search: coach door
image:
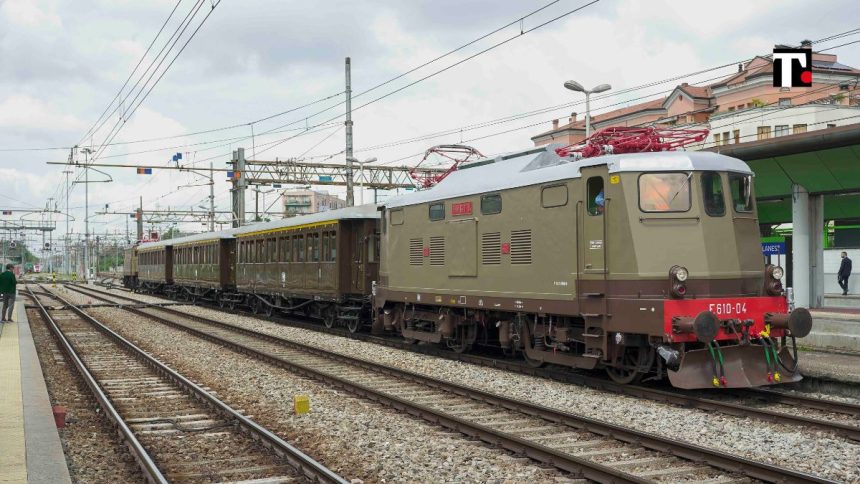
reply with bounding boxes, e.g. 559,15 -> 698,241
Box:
582,174 -> 606,275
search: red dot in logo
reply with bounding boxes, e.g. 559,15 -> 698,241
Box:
800,70 -> 812,84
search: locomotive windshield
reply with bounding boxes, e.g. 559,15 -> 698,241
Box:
638,173 -> 691,212
729,173 -> 754,213
702,171 -> 726,216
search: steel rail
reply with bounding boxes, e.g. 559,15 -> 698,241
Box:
70,283 -> 860,439
68,284 -> 836,484
34,285 -> 348,484
26,286 -> 168,484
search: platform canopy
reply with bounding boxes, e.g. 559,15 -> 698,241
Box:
705,124 -> 860,224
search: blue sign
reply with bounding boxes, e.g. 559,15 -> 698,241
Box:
319,175 -> 333,182
761,242 -> 786,255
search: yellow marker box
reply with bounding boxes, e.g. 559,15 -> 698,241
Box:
293,395 -> 310,415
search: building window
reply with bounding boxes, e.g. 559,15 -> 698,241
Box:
793,124 -> 807,134
828,123 -> 837,128
779,97 -> 791,106
722,132 -> 729,145
587,177 -> 604,216
713,133 -> 721,145
775,125 -> 789,137
728,106 -> 735,112
701,172 -> 725,217
638,173 -> 691,213
736,105 -> 744,110
733,130 -> 740,144
756,126 -> 772,140
729,174 -> 754,213
429,202 -> 445,221
480,194 -> 502,215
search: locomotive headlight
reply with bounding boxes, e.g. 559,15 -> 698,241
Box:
772,266 -> 784,280
674,266 -> 689,282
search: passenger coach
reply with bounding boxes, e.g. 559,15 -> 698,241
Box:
228,205 -> 380,330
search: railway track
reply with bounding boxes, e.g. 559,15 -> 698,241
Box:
68,283 -> 860,442
27,285 -> 346,484
62,283 -> 837,483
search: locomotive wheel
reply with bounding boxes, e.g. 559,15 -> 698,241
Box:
347,318 -> 361,334
251,298 -> 262,314
323,308 -> 336,329
265,304 -> 274,317
523,351 -> 545,368
446,321 -> 477,354
606,346 -> 648,385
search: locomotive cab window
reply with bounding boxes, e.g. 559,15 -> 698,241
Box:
390,208 -> 404,226
429,203 -> 445,221
701,172 -> 726,216
480,194 -> 502,215
729,173 -> 754,213
587,177 -> 604,216
638,172 -> 692,212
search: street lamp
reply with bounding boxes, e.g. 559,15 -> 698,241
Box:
563,80 -> 612,139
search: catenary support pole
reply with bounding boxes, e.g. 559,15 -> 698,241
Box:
345,57 -> 354,207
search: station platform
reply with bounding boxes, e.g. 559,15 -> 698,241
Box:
0,295 -> 71,484
803,302 -> 860,354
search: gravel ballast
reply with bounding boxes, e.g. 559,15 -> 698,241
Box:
27,307 -> 143,483
55,288 -> 566,482
74,286 -> 860,482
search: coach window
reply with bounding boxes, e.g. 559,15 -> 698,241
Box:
729,173 -> 754,213
587,177 -> 604,216
330,231 -> 337,261
480,194 -> 502,215
310,233 -> 320,262
638,173 -> 691,212
702,172 -> 725,216
322,233 -> 330,262
256,239 -> 264,263
296,235 -> 305,262
429,202 -> 445,221
269,237 -> 277,262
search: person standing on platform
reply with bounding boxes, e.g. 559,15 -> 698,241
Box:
838,251 -> 852,296
0,264 -> 17,322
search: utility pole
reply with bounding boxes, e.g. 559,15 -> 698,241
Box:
137,196 -> 143,241
345,57 -> 354,207
230,148 -> 247,227
82,147 -> 92,281
209,162 -> 215,232
64,165 -> 71,275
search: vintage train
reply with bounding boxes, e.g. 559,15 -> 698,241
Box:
123,144 -> 813,389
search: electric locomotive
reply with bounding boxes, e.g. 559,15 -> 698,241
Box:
373,140 -> 812,389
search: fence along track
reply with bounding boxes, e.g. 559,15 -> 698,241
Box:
65,284 -> 836,484
30,285 -> 347,484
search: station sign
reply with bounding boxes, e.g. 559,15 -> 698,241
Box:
761,236 -> 786,255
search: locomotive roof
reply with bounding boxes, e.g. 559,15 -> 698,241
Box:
385,146 -> 753,209
229,203 -> 381,237
138,231 -> 234,251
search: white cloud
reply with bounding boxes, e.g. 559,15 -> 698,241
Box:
0,0 -> 61,28
0,95 -> 87,132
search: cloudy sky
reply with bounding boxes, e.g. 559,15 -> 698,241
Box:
1,0 -> 858,245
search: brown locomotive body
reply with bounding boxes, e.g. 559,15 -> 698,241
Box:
374,146 -> 812,388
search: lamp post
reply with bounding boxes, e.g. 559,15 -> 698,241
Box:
347,157 -> 377,205
563,80 -> 612,139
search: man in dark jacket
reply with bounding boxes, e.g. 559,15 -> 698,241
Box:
838,252 -> 852,296
0,264 -> 16,322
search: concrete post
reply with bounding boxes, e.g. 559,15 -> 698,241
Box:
810,194 -> 824,308
791,184 -> 810,308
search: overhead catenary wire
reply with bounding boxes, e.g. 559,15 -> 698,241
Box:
77,0 -> 185,146
90,0 -> 219,162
